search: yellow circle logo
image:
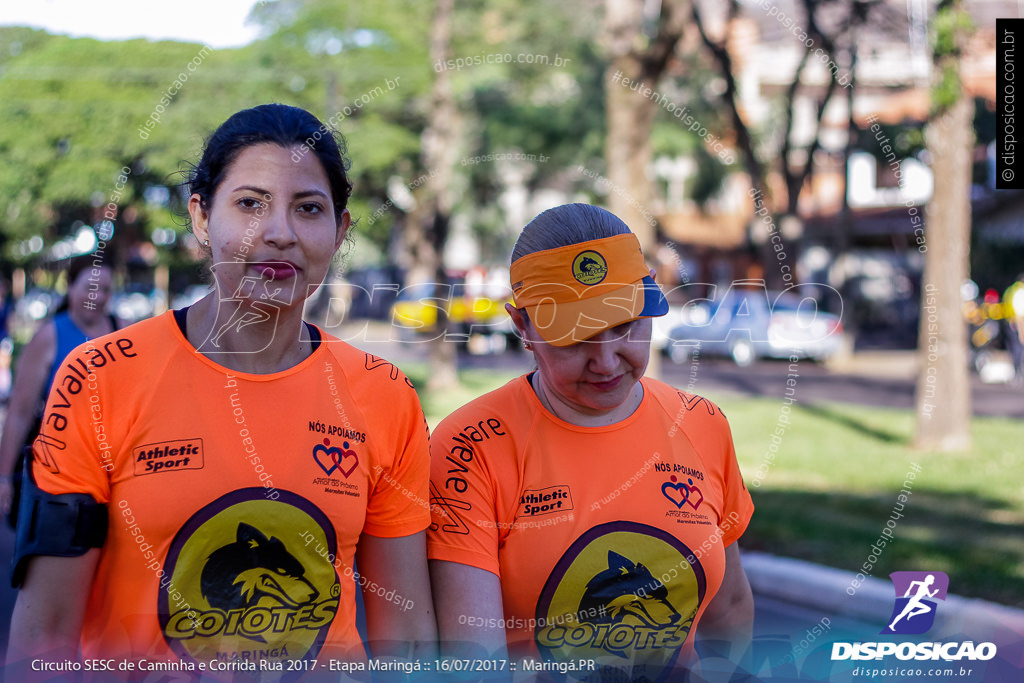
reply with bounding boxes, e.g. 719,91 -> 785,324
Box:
159,489 -> 340,668
572,250 -> 609,286
535,522 -> 705,682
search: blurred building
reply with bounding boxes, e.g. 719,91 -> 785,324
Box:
650,0 -> 1012,348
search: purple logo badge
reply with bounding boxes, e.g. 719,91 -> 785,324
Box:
882,571 -> 949,634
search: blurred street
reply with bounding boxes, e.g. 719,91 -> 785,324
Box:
346,324 -> 1024,419
654,351 -> 1024,419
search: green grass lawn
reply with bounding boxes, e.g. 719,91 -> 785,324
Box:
401,362 -> 522,430
403,362 -> 1024,608
716,395 -> 1024,609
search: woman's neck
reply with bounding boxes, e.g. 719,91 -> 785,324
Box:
185,294 -> 313,374
530,371 -> 643,428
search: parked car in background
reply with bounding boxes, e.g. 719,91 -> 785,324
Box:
651,303 -> 689,354
666,284 -> 845,366
390,282 -> 517,353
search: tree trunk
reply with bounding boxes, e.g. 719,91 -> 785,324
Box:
603,0 -> 687,247
603,0 -> 688,379
418,0 -> 459,392
913,1 -> 973,451
604,58 -> 657,249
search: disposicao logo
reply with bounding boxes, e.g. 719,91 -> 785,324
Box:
831,570 -> 997,663
882,571 -> 948,635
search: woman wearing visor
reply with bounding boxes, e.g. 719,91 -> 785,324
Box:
428,203 -> 753,681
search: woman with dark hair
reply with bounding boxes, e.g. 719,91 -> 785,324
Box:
0,253 -> 119,525
8,104 -> 436,671
428,204 -> 754,681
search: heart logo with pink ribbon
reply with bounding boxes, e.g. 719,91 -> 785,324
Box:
313,438 -> 359,478
661,477 -> 704,510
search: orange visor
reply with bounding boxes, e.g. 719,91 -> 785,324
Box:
510,233 -> 668,346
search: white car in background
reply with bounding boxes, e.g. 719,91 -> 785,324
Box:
665,287 -> 846,366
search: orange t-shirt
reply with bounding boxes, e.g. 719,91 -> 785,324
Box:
31,311 -> 429,667
427,374 -> 753,680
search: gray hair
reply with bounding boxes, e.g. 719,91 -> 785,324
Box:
511,203 -> 631,264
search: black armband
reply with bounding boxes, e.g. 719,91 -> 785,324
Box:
10,464 -> 107,587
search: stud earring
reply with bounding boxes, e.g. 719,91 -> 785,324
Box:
523,341 -> 533,350
203,239 -> 209,246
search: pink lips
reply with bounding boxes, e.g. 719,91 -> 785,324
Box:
251,261 -> 298,279
588,375 -> 624,392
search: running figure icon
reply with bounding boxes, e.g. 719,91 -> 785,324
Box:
888,574 -> 939,631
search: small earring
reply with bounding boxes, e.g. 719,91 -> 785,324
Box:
203,239 -> 209,246
523,341 -> 533,350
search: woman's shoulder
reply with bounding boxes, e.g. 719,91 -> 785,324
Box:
28,316 -> 58,347
643,377 -> 729,424
318,335 -> 420,394
61,312 -> 178,372
89,311 -> 174,346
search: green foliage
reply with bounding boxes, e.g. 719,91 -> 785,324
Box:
448,0 -> 607,256
0,0 -> 611,272
687,145 -> 730,206
929,4 -> 974,117
857,121 -> 926,161
651,123 -> 730,206
932,4 -> 974,57
932,64 -> 961,113
0,1 -> 434,267
0,29 -> 215,261
244,0 -> 435,253
0,0 -> 701,272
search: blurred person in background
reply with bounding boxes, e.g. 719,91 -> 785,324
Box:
428,203 -> 754,681
0,277 -> 14,401
0,254 -> 120,527
1005,274 -> 1024,383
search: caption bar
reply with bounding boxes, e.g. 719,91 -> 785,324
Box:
998,18 -> 1024,189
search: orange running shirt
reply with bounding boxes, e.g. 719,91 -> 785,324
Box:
31,311 -> 429,667
427,374 -> 753,680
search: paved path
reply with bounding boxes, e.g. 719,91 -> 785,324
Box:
385,329 -> 1024,419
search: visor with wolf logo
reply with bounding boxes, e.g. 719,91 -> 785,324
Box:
510,233 -> 668,346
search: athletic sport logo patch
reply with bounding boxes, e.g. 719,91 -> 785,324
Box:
519,485 -> 573,517
133,439 -> 204,476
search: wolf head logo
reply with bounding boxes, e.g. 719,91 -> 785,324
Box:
578,551 -> 681,630
201,523 -> 318,614
578,256 -> 602,273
